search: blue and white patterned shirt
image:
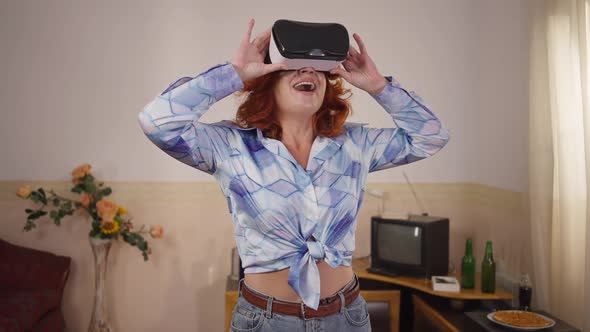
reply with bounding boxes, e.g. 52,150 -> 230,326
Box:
138,62 -> 449,309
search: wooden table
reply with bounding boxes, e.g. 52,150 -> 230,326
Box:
353,257 -> 513,331
353,257 -> 512,300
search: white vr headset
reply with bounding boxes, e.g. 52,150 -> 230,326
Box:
265,19 -> 350,72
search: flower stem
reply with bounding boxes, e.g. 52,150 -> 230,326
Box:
47,190 -> 77,203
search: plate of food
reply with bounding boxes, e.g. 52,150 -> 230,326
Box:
487,310 -> 556,330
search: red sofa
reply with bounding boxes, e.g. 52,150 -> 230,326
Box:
0,239 -> 71,332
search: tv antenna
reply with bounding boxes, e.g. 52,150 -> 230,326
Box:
402,170 -> 428,216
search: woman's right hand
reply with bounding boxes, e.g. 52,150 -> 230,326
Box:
231,19 -> 287,83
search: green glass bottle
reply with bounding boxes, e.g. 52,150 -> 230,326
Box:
461,239 -> 475,289
481,241 -> 496,293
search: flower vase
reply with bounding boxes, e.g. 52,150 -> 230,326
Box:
88,236 -> 113,332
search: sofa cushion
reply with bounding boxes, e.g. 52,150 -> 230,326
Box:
0,289 -> 61,331
0,317 -> 21,332
0,239 -> 70,291
31,309 -> 65,332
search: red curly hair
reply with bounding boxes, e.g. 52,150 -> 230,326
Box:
234,71 -> 352,140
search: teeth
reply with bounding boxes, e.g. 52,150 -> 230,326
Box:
293,81 -> 315,91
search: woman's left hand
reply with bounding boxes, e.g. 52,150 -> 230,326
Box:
330,33 -> 388,96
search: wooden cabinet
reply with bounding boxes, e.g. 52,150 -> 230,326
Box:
412,294 -> 460,332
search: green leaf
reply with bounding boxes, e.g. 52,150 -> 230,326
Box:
23,221 -> 36,231
71,186 -> 83,194
102,187 -> 112,196
25,209 -> 34,213
85,183 -> 96,193
138,241 -> 148,251
53,198 -> 60,207
82,176 -> 96,193
37,189 -> 47,205
54,218 -> 61,226
50,210 -> 58,218
30,192 -> 40,203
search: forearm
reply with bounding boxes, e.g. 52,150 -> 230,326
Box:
138,62 -> 243,136
372,76 -> 450,151
137,62 -> 244,174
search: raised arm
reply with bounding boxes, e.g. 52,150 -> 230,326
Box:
138,19 -> 286,175
356,78 -> 450,172
137,63 -> 243,174
331,33 -> 449,172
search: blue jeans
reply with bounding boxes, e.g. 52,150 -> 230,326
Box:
229,283 -> 372,332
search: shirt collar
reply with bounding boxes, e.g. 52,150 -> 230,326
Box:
212,120 -> 368,171
212,120 -> 368,145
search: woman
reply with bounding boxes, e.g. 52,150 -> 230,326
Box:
138,19 -> 449,331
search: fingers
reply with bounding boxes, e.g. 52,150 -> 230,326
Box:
353,33 -> 368,55
242,19 -> 255,45
329,67 -> 351,81
263,63 -> 288,75
253,28 -> 271,51
342,60 -> 356,73
348,46 -> 361,59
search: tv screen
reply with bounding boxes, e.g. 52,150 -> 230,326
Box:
377,223 -> 422,265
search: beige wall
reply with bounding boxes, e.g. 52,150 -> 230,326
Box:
0,181 -> 530,331
0,0 -> 530,191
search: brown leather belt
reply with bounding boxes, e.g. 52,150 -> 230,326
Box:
239,276 -> 360,319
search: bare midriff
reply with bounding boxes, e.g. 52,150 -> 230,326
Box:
244,261 -> 354,302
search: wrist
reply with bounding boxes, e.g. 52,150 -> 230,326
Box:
367,76 -> 388,96
231,63 -> 247,83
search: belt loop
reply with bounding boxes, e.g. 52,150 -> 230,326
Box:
338,290 -> 346,313
300,302 -> 307,320
237,278 -> 244,296
265,296 -> 274,319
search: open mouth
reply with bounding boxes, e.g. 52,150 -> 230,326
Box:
293,81 -> 316,92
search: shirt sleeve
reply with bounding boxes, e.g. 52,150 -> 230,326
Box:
137,62 -> 244,174
347,76 -> 450,173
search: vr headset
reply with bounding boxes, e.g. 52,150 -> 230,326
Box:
265,19 -> 349,72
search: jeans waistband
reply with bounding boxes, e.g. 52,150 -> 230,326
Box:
237,273 -> 360,319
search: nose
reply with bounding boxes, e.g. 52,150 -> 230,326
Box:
297,67 -> 316,74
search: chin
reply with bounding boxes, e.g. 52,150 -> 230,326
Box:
296,104 -> 322,115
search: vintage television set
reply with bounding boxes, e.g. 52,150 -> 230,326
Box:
368,215 -> 449,278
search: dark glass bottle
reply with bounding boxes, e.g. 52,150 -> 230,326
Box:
481,241 -> 496,293
461,238 -> 475,289
519,273 -> 533,311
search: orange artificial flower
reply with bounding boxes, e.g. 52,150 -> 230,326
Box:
149,225 -> 164,239
71,163 -> 92,184
16,185 -> 32,199
79,193 -> 92,208
96,198 -> 118,222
